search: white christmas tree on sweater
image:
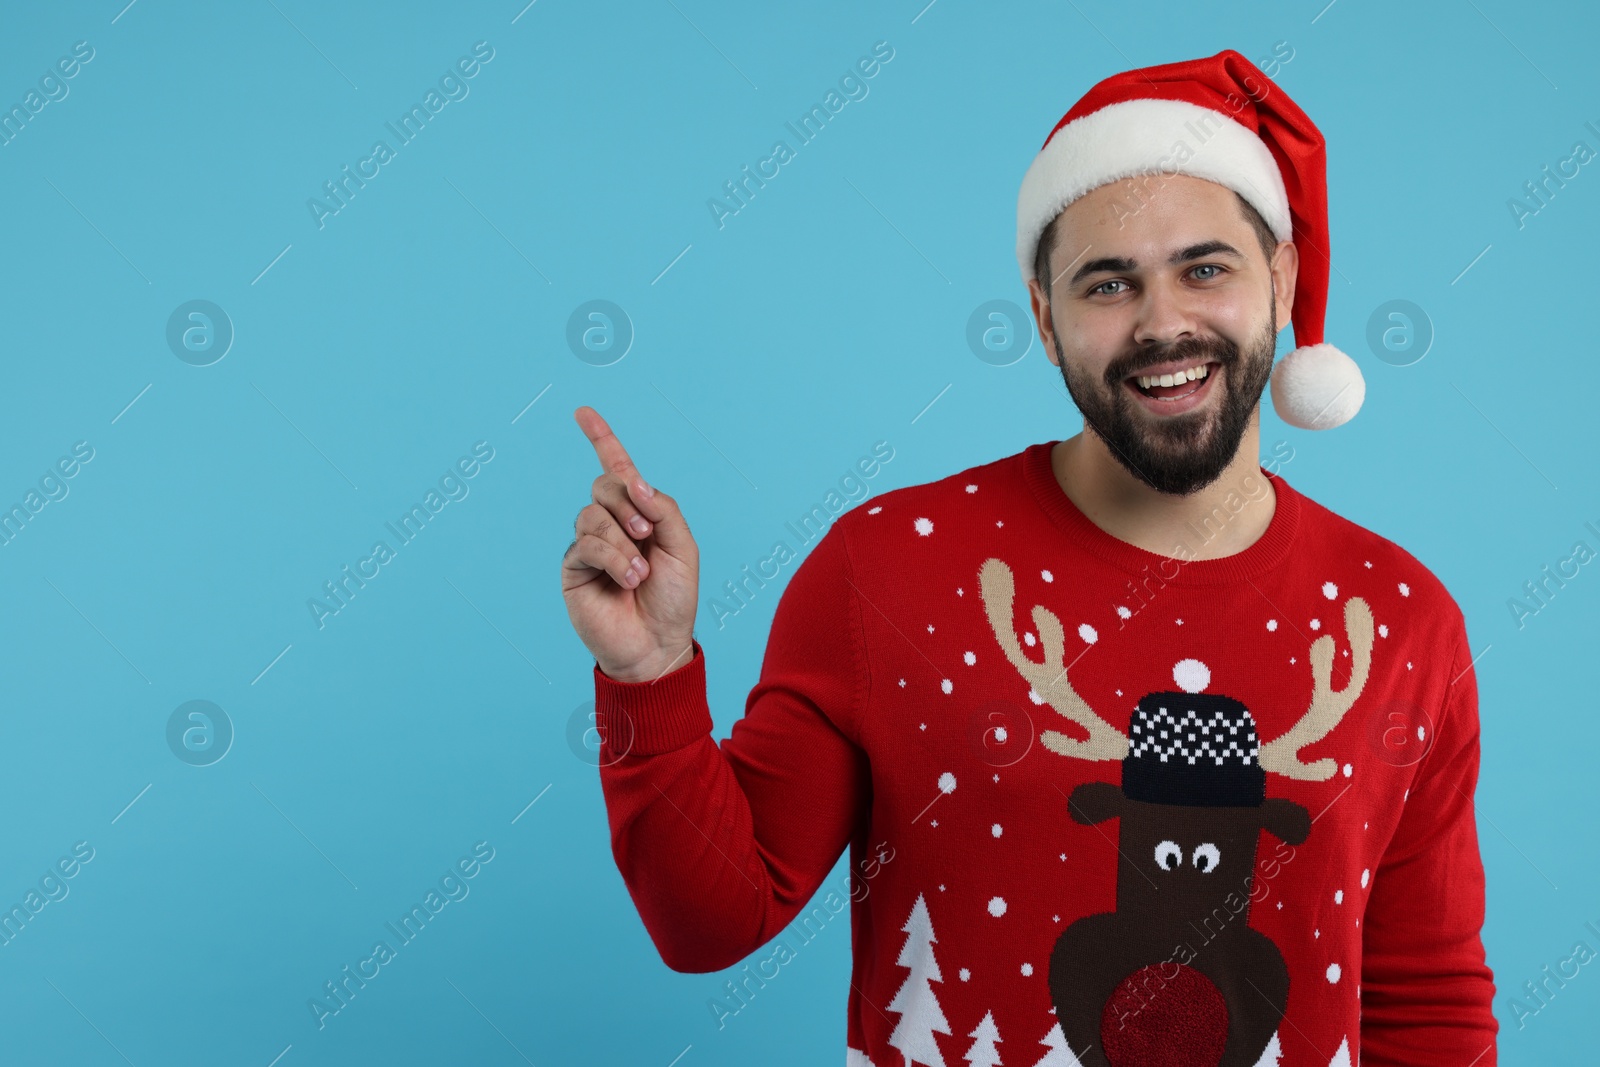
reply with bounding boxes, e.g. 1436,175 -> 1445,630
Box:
963,1010 -> 1003,1066
887,893 -> 951,1067
1029,1022 -> 1084,1066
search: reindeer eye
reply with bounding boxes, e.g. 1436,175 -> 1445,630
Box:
1192,843 -> 1221,873
1155,840 -> 1182,871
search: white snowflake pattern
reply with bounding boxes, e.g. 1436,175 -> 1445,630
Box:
1323,581 -> 1338,599
941,679 -> 953,694
1079,623 -> 1098,644
938,772 -> 957,793
1310,618 -> 1321,630
1327,963 -> 1342,984
1399,582 -> 1410,597
965,484 -> 978,494
1378,624 -> 1389,638
991,824 -> 1003,838
1116,605 -> 1132,619
963,651 -> 976,665
987,897 -> 1006,917
868,506 -> 882,514
913,516 -> 934,537
1267,619 -> 1278,631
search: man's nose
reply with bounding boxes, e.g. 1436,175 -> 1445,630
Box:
1131,279 -> 1201,349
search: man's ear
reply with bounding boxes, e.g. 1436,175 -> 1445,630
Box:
1027,276 -> 1058,367
1270,239 -> 1299,333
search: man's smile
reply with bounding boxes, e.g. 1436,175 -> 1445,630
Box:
1122,359 -> 1224,415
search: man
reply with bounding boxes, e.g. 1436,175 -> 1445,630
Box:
561,49 -> 1496,1067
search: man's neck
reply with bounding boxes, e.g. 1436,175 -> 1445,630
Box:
1050,422 -> 1276,562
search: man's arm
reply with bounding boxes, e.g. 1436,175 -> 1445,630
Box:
593,522 -> 870,973
1359,617 -> 1498,1064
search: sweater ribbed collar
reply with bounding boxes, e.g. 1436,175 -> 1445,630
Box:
1021,439 -> 1302,586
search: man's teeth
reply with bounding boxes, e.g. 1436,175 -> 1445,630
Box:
1137,363 -> 1210,389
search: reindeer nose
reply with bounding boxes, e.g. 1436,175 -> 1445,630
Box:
1173,657 -> 1210,693
1102,963 -> 1228,1067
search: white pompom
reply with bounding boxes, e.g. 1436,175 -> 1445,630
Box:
1269,343 -> 1365,430
1173,658 -> 1210,693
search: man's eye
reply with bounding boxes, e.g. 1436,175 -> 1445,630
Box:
1192,264 -> 1224,280
1091,280 -> 1127,296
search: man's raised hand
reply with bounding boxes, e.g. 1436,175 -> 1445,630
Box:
561,405 -> 699,684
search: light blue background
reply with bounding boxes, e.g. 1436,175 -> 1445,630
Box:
0,1 -> 1594,1063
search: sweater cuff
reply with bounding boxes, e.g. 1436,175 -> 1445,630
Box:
592,639 -> 711,757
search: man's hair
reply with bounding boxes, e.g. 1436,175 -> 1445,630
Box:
1033,188 -> 1279,298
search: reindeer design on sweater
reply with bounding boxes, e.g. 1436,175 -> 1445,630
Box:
978,558 -> 1374,1067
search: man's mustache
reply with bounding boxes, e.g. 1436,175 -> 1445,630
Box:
1108,336 -> 1239,383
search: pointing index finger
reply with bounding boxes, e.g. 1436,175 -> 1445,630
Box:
574,405 -> 648,494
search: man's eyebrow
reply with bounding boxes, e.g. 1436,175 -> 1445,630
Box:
1068,240 -> 1247,287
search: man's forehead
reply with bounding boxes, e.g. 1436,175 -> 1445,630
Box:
1051,179 -> 1249,267
1066,172 -> 1238,228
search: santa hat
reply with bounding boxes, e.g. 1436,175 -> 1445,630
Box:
1016,48 -> 1364,431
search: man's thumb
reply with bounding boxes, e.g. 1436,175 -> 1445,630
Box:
631,483 -> 694,555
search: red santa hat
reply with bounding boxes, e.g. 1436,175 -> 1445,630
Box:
1016,48 -> 1364,430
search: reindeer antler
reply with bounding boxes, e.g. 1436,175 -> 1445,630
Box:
1258,596 -> 1376,781
978,558 -> 1128,762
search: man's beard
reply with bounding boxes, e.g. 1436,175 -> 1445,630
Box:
1053,308 -> 1277,496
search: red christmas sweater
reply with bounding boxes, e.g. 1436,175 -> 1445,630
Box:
593,440 -> 1497,1067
